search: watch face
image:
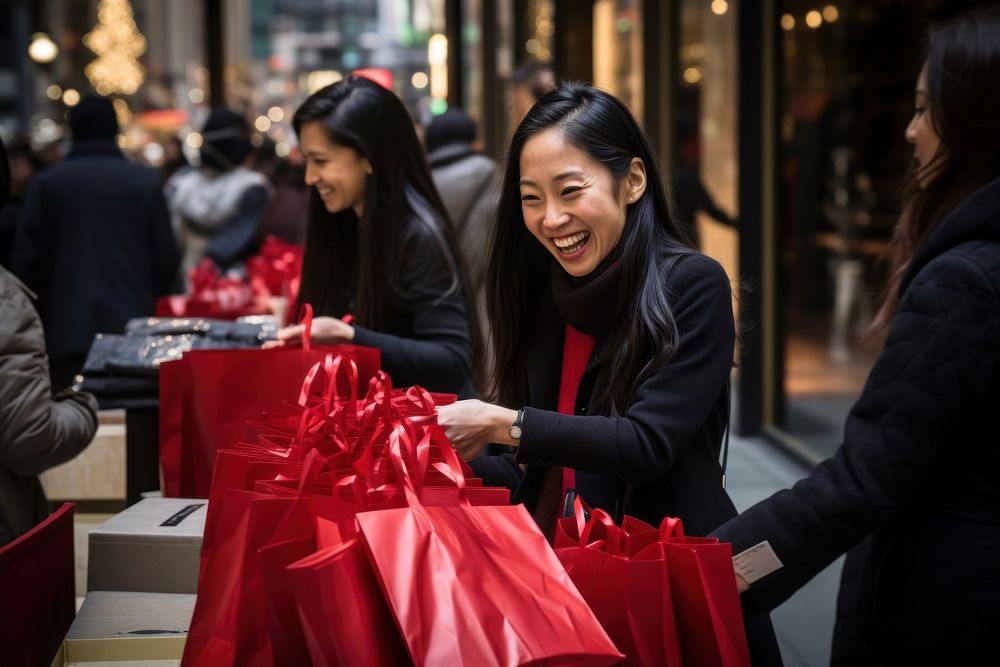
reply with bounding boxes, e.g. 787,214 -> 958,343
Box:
509,425 -> 522,440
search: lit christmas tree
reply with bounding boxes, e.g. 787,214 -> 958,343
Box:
83,0 -> 147,96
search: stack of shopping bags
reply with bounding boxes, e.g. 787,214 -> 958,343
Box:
158,305 -> 381,497
182,354 -> 624,666
157,236 -> 303,321
555,499 -> 752,666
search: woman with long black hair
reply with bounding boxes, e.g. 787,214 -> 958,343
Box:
272,76 -> 480,396
712,7 -> 1000,664
437,83 -> 782,664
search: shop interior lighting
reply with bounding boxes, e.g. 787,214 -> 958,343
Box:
805,10 -> 823,29
62,88 -> 81,107
428,33 -> 448,101
711,0 -> 729,16
683,67 -> 703,84
267,106 -> 284,122
411,72 -> 429,89
822,5 -> 839,23
46,84 -> 63,100
780,14 -> 796,31
28,32 -> 59,64
255,116 -> 272,132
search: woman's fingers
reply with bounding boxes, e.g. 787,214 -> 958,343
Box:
277,323 -> 304,342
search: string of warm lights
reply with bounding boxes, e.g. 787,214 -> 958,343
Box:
83,0 -> 147,96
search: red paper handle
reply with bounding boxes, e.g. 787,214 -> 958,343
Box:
658,516 -> 685,542
298,303 -> 313,351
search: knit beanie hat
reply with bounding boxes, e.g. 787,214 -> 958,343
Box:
68,95 -> 119,141
424,109 -> 477,153
200,109 -> 253,171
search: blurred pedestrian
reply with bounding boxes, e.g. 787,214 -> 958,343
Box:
270,76 -> 480,396
425,109 -> 498,310
159,135 -> 190,183
255,159 -> 309,246
671,111 -> 736,247
165,109 -> 271,282
0,136 -> 42,267
0,134 -> 98,547
714,7 -> 1000,664
11,95 -> 179,389
512,60 -> 557,122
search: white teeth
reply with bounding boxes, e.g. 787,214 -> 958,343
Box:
553,232 -> 589,249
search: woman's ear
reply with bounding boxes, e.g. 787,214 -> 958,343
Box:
624,157 -> 647,203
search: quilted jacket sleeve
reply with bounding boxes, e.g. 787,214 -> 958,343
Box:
712,245 -> 1000,610
0,269 -> 98,477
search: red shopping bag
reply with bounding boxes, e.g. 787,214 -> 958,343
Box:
185,483 -> 361,667
355,424 -> 624,666
183,491 -> 291,666
158,305 -> 381,497
286,534 -> 411,666
659,518 -> 751,667
554,501 -> 683,667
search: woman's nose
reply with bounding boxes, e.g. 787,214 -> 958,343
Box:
543,203 -> 569,229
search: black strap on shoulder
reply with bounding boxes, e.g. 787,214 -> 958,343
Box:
721,379 -> 731,488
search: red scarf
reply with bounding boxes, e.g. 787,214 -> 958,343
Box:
556,324 -> 596,505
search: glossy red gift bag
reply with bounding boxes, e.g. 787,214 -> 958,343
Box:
158,305 -> 381,497
554,500 -> 683,666
658,518 -> 751,667
355,425 -> 624,666
285,527 -> 411,667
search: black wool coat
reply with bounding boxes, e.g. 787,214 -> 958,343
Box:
713,175 -> 1000,666
350,214 -> 476,398
11,140 -> 179,364
471,250 -> 783,665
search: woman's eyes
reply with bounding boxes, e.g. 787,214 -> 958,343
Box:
520,187 -> 583,202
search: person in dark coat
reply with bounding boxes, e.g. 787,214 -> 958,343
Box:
0,135 -> 98,547
0,137 -> 42,267
712,8 -> 1000,665
270,76 -> 480,397
11,95 -> 179,389
436,84 -> 782,665
425,109 -> 499,307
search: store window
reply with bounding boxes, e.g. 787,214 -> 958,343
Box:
773,1 -> 985,459
675,0 -> 739,301
591,0 -> 642,123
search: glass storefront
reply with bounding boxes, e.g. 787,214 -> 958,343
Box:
773,0 -> 989,460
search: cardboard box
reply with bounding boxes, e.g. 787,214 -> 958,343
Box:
88,498 -> 207,594
59,591 -> 193,664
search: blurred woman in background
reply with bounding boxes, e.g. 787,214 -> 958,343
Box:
273,76 -> 480,396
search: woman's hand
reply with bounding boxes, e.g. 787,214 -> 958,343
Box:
263,316 -> 356,348
436,399 -> 519,461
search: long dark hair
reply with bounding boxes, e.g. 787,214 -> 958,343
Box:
872,6 -> 1000,331
292,76 -> 481,376
487,83 -> 695,414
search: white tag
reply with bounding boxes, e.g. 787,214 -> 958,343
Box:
732,540 -> 784,585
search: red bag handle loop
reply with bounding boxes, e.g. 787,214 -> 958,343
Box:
580,508 -> 619,547
658,516 -> 685,542
298,303 -> 313,351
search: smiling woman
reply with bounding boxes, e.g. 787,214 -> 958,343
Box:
273,76 -> 481,396
435,83 -> 783,665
